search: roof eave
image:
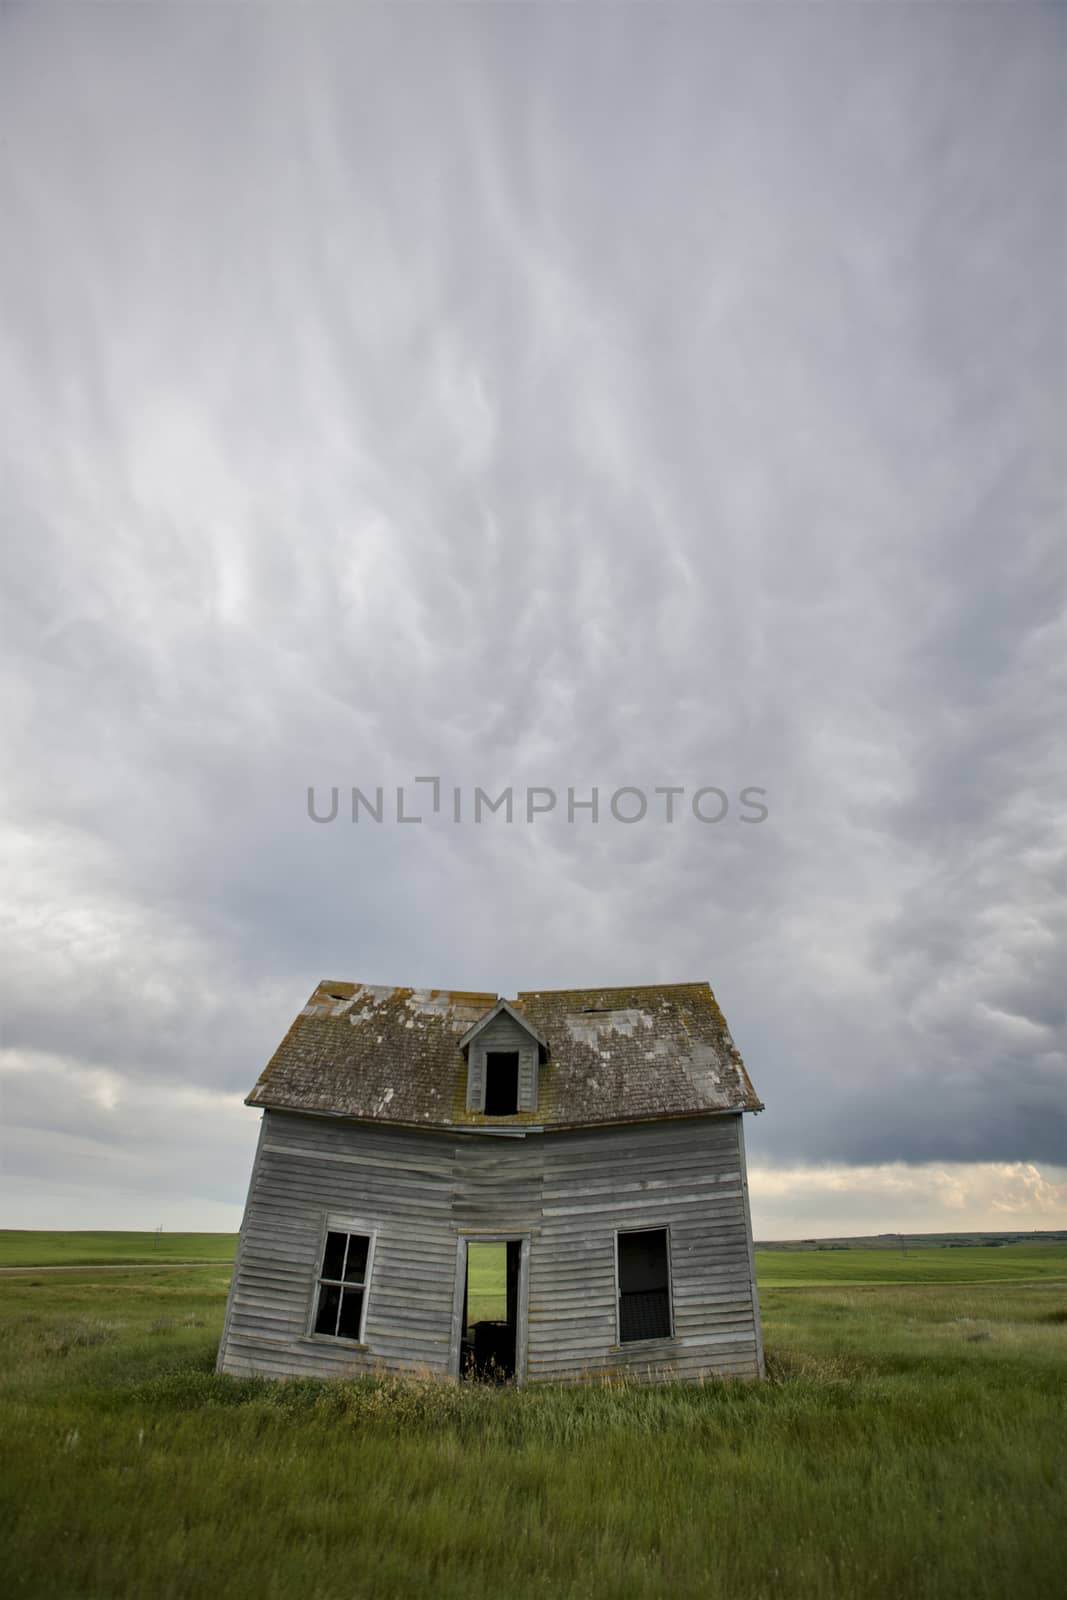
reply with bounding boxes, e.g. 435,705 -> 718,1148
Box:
245,1099 -> 761,1127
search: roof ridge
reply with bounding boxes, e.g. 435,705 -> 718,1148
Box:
315,980 -> 498,1002
514,982 -> 712,998
313,981 -> 714,1001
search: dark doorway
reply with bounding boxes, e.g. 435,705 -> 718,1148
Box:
460,1239 -> 522,1381
617,1227 -> 672,1341
484,1052 -> 519,1115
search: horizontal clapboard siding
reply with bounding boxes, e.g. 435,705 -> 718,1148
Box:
217,1109 -> 763,1383
218,1113 -> 458,1379
528,1118 -> 760,1383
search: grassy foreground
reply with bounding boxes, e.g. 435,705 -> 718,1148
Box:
0,1246 -> 1064,1598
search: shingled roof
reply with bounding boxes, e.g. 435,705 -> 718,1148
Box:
246,980 -> 762,1132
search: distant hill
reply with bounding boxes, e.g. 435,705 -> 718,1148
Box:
757,1230 -> 1067,1251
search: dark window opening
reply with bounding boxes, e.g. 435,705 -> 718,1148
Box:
617,1227 -> 671,1342
484,1051 -> 519,1115
313,1229 -> 371,1340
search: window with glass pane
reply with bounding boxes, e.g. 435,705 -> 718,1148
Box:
313,1229 -> 371,1340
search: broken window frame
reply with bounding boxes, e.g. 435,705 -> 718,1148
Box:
614,1224 -> 674,1344
308,1217 -> 377,1344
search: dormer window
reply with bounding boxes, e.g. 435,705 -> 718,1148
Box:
460,999 -> 548,1117
484,1052 -> 519,1115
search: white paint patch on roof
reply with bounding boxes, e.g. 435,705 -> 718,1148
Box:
357,984 -> 399,1007
405,989 -> 454,1017
347,984 -> 399,1024
677,1040 -> 730,1102
564,1009 -> 652,1046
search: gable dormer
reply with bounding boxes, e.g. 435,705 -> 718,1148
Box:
460,999 -> 548,1116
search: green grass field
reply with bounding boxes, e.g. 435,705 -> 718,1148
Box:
756,1241 -> 1067,1286
466,1240 -> 507,1326
0,1231 -> 238,1268
1,1237 -> 1064,1598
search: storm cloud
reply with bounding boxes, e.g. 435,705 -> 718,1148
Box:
1,4 -> 1063,1231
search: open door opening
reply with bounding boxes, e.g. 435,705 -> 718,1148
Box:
460,1239 -> 522,1382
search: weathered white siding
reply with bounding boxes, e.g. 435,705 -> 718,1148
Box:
218,1114 -> 456,1378
530,1118 -> 763,1383
217,1109 -> 763,1383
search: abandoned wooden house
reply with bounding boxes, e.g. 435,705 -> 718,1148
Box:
217,980 -> 766,1384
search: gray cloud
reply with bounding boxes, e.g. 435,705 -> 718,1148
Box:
1,5 -> 1063,1224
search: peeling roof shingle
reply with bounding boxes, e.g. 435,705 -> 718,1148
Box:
246,980 -> 763,1130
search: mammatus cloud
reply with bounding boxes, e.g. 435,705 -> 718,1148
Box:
0,6 -> 1063,1229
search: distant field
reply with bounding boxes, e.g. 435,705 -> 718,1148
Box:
759,1230 -> 1067,1251
756,1243 -> 1067,1287
4,1231 -> 1064,1287
468,1242 -> 1067,1320
1,1235 -> 1065,1598
0,1231 -> 238,1268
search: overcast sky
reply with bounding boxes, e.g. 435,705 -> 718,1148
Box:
1,4 -> 1064,1238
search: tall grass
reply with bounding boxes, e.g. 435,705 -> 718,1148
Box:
1,1257 -> 1065,1598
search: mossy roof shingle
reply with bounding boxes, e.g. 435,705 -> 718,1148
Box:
247,980 -> 762,1131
